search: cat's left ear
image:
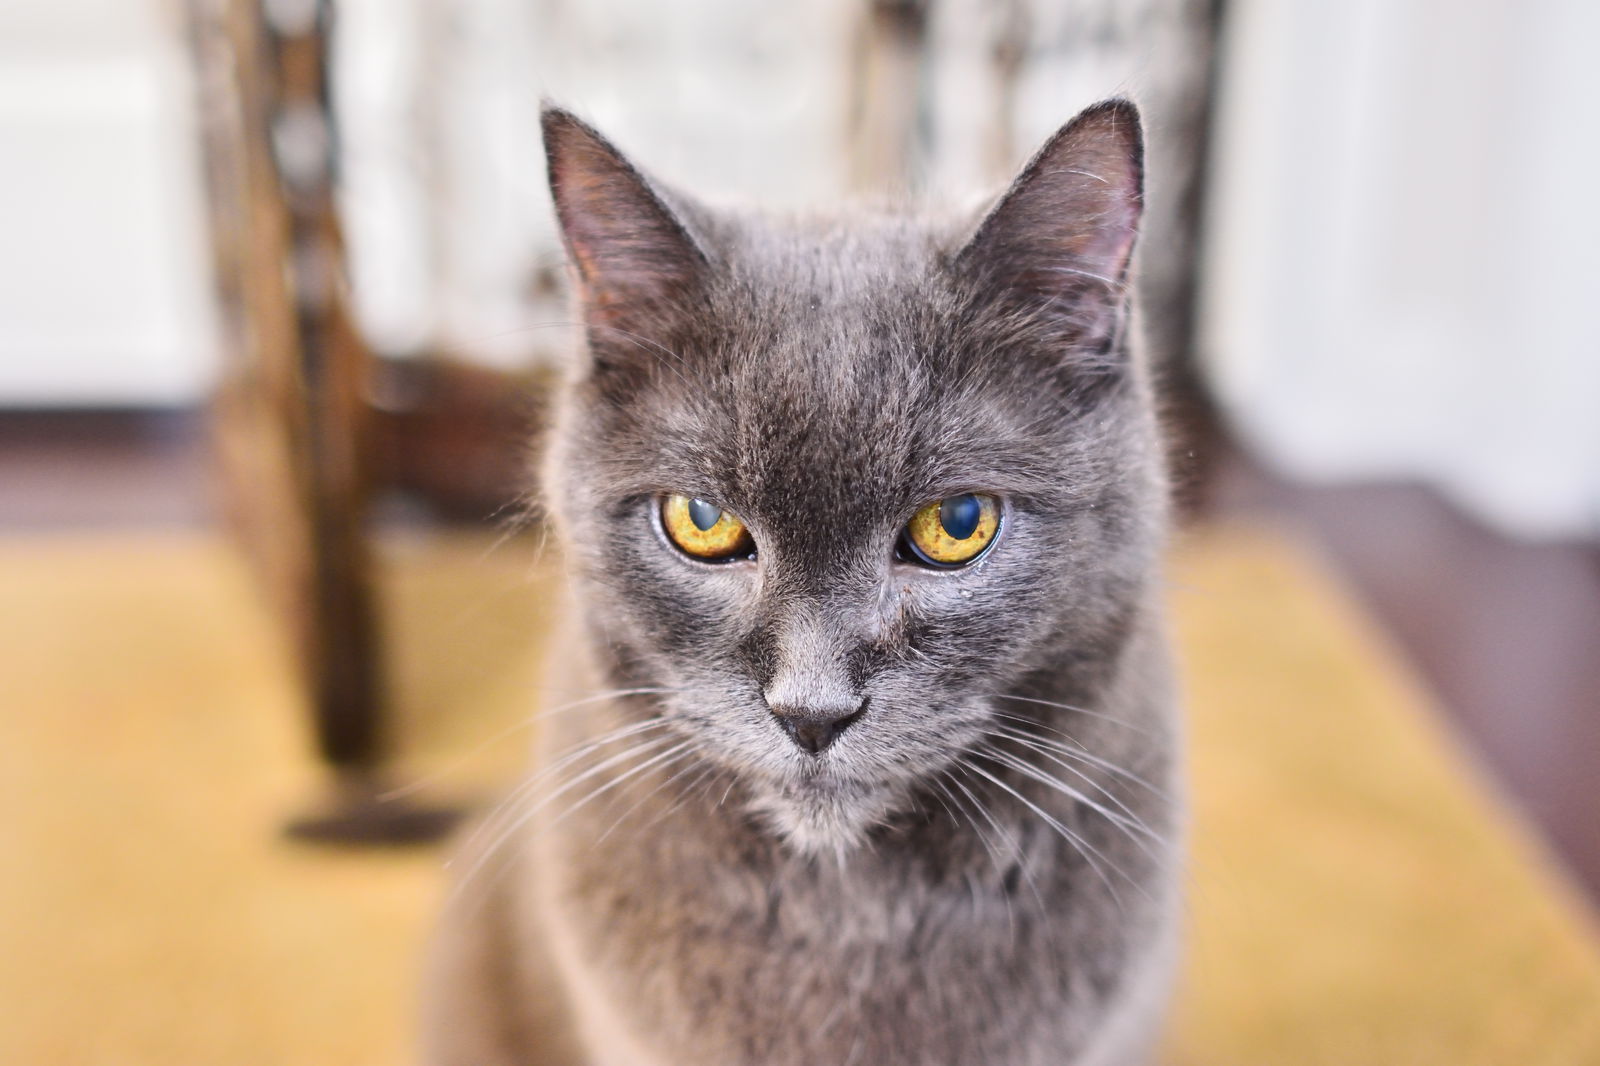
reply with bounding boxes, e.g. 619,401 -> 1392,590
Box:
541,105 -> 709,330
954,99 -> 1144,348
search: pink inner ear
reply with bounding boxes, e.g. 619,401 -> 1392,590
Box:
1062,168 -> 1143,277
542,109 -> 706,321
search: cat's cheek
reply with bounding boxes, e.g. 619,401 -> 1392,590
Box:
887,565 -> 1060,689
889,557 -> 1017,622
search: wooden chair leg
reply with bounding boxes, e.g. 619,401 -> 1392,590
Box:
187,0 -> 459,844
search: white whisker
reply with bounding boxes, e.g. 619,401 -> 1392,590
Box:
455,736 -> 693,901
643,760 -> 725,830
986,729 -> 1169,843
992,694 -> 1153,736
987,716 -> 1168,797
381,687 -> 685,802
961,753 -> 1146,910
592,746 -> 708,844
975,744 -> 1169,873
451,718 -> 673,876
941,769 -> 1026,933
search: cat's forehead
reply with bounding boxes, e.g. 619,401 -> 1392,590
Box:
579,209 -> 1102,517
697,211 -> 958,388
714,209 -> 951,298
698,215 -> 957,422
614,275 -> 1065,516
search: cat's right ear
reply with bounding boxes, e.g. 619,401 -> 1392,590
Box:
541,106 -> 709,333
953,99 -> 1145,356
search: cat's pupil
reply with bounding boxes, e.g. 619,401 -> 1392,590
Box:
688,498 -> 723,532
939,495 -> 982,540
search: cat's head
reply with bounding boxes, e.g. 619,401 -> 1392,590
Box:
539,101 -> 1164,854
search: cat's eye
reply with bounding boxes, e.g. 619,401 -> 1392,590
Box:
901,493 -> 1000,567
660,494 -> 755,561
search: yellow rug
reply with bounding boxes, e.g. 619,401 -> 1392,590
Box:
1,526 -> 1595,1064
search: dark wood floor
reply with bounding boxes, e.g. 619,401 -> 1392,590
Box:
1212,457 -> 1600,901
5,408 -> 1597,902
0,409 -> 213,528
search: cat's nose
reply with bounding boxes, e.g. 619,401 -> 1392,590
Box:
768,698 -> 867,756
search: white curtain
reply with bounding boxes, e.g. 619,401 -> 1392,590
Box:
1202,0 -> 1600,541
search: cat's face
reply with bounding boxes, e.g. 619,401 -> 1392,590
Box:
541,103 -> 1162,853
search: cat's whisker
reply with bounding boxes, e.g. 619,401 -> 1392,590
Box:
471,317 -> 585,346
452,717 -> 674,870
944,763 -> 1043,921
467,503 -> 544,569
976,737 -> 1159,839
449,735 -> 689,911
988,709 -> 1159,782
456,734 -> 690,899
844,1030 -> 866,1066
922,776 -> 965,832
974,743 -> 1170,871
985,730 -> 1171,851
537,739 -> 699,843
591,744 -> 709,845
526,514 -> 555,571
502,718 -> 674,815
473,714 -> 672,829
939,771 -> 1019,937
643,759 -> 726,831
941,771 -> 1007,868
962,752 -> 1148,911
382,688 -> 686,802
601,756 -> 728,852
988,720 -> 1171,801
457,735 -> 673,887
525,686 -> 689,723
991,694 -> 1154,736
814,984 -> 855,1042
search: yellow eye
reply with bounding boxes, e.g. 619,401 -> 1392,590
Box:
660,494 -> 755,561
904,494 -> 1000,567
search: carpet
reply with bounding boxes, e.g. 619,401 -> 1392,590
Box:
1,525 -> 1595,1064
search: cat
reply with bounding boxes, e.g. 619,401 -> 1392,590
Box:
422,97 -> 1182,1066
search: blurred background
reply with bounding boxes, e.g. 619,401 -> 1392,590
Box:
2,0 -> 1597,1060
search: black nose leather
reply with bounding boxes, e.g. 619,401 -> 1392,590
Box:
772,701 -> 866,756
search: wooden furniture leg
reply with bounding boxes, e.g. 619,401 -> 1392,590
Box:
186,0 -> 457,843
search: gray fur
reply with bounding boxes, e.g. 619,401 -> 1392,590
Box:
424,99 -> 1182,1066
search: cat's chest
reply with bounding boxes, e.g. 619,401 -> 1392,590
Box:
542,833 -> 1088,1066
560,819 -> 1049,977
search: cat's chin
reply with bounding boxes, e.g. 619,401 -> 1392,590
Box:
748,776 -> 902,857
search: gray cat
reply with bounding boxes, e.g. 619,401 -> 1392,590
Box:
423,98 -> 1182,1066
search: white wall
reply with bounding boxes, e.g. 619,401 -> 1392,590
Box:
1204,0 -> 1600,540
0,0 -> 216,406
